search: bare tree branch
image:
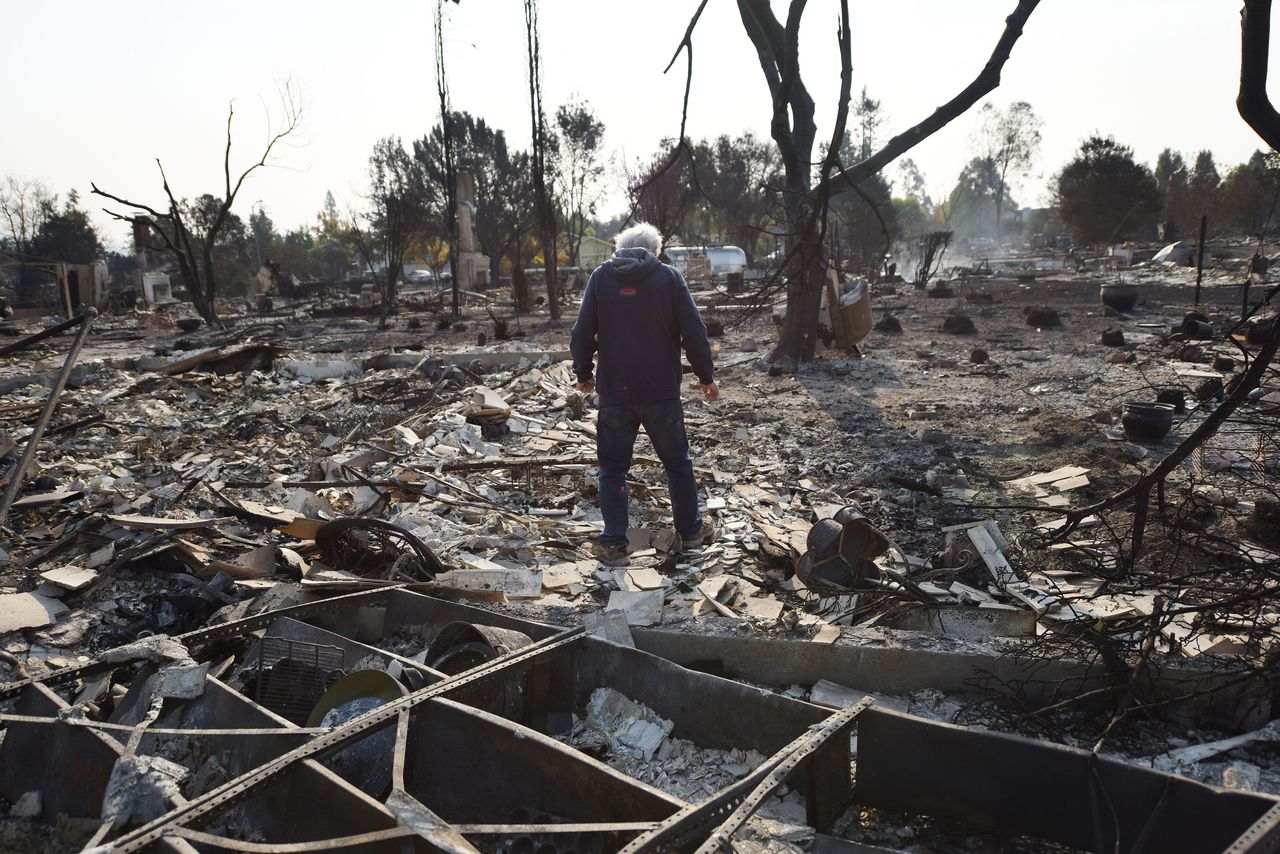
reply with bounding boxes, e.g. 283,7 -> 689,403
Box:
840,0 -> 1040,186
1239,0 -> 1280,149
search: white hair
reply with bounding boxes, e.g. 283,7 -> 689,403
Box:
614,222 -> 663,255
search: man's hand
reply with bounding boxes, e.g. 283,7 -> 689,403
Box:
700,382 -> 720,402
576,379 -> 595,394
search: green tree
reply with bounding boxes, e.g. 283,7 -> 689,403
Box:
1154,148 -> 1191,234
1219,150 -> 1280,236
895,158 -> 932,211
946,156 -> 1006,238
364,136 -> 431,327
30,191 -> 102,263
828,131 -> 897,277
312,191 -> 359,282
975,101 -> 1041,240
248,206 -> 279,269
415,111 -> 538,309
554,98 -> 606,268
1055,135 -> 1160,245
1189,150 -> 1222,219
690,131 -> 782,265
854,86 -> 882,160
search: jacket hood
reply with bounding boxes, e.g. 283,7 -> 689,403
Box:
604,247 -> 662,282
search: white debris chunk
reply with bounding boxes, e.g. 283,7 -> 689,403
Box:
584,687 -> 675,761
100,755 -> 189,828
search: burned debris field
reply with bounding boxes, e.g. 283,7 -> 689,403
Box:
1,238 -> 1279,852
6,0 -> 1280,851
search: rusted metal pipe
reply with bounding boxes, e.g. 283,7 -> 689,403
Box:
0,308 -> 96,528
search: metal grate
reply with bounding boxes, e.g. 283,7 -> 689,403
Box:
253,637 -> 345,724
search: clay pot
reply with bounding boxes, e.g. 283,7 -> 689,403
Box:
1121,402 -> 1175,444
1100,281 -> 1138,312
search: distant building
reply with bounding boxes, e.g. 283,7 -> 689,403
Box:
575,235 -> 613,272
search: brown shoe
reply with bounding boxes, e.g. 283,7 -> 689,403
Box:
591,541 -> 630,567
678,520 -> 718,553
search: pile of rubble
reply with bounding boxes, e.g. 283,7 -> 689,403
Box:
2,273 -> 1280,849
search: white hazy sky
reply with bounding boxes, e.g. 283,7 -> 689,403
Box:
3,1 -> 1274,247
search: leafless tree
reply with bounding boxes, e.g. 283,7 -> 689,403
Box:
91,84 -> 302,325
915,230 -> 953,287
524,0 -> 559,318
669,0 -> 1040,366
0,176 -> 55,257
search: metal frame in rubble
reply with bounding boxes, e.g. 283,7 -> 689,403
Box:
1,587 -> 1279,853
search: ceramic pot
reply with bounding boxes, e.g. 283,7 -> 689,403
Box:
1100,281 -> 1138,312
1121,401 -> 1175,444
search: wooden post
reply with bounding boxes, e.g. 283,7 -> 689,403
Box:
0,310 -> 96,528
1194,214 -> 1207,304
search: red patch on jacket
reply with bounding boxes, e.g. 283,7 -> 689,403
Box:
619,287 -> 638,295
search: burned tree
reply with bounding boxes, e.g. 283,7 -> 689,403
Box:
524,0 -> 559,318
670,0 -> 1040,366
91,85 -> 302,326
957,0 -> 1280,743
434,0 -> 463,319
914,230 -> 953,287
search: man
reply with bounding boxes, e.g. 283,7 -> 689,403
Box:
571,223 -> 719,567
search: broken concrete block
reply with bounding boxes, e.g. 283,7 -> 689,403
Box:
626,528 -> 652,553
811,623 -> 840,645
605,590 -> 664,626
39,565 -> 98,592
275,358 -> 361,382
584,687 -> 674,761
624,568 -> 665,591
155,661 -> 209,700
0,592 -> 70,634
100,755 -> 188,828
469,385 -> 511,414
100,634 -> 192,665
582,610 -> 635,647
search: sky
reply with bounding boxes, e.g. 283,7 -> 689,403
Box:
2,1 -> 1274,248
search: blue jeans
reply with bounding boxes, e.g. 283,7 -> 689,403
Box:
596,399 -> 701,547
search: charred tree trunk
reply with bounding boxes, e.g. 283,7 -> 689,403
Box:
772,195 -> 826,365
525,0 -> 559,319
435,2 -> 462,320
90,86 -> 300,328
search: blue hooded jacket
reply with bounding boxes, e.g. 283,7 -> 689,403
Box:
570,248 -> 715,405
